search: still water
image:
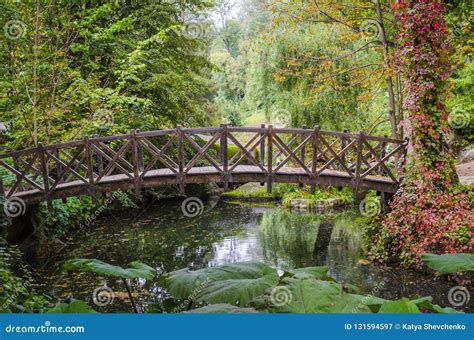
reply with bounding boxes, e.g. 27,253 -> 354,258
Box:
36,198 -> 472,313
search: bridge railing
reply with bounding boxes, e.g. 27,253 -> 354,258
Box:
0,125 -> 408,206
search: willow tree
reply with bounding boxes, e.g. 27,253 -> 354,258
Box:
370,0 -> 473,266
270,0 -> 402,138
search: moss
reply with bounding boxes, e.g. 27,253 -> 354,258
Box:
223,183 -> 354,206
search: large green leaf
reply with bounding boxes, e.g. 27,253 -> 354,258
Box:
195,266 -> 279,306
182,304 -> 259,314
46,300 -> 97,314
271,278 -> 371,313
288,266 -> 330,280
160,262 -> 278,300
421,253 -> 474,274
379,298 -> 421,313
410,296 -> 460,314
64,259 -> 155,280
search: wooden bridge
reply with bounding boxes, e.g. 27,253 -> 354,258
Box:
0,125 -> 407,209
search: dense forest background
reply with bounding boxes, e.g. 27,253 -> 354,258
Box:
0,0 -> 472,151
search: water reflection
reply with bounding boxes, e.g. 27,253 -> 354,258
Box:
36,198 -> 472,312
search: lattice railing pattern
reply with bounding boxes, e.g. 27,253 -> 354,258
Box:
0,125 -> 407,207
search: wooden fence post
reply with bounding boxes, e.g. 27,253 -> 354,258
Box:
311,126 -> 320,194
267,125 -> 273,194
260,124 -> 266,186
38,143 -> 52,211
136,129 -> 144,172
300,125 -> 307,188
220,124 -> 228,190
93,134 -> 104,177
354,131 -> 364,199
177,125 -> 185,194
84,136 -> 97,204
131,130 -> 141,199
341,128 -> 348,167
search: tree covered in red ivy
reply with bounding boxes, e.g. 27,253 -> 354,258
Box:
368,0 -> 473,266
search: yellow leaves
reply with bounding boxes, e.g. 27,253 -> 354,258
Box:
273,72 -> 286,83
287,59 -> 301,67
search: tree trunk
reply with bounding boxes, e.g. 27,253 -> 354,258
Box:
374,0 -> 398,140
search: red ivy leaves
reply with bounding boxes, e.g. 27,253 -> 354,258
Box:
369,1 -> 474,266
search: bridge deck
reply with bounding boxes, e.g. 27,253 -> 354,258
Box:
11,165 -> 397,204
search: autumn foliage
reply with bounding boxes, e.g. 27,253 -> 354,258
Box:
369,0 -> 473,266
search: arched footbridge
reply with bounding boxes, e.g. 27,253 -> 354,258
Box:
0,125 -> 407,209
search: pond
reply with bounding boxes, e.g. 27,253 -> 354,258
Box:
34,196 -> 472,313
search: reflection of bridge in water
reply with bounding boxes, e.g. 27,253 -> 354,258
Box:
0,125 -> 407,209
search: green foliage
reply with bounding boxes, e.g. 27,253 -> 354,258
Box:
64,258 -> 156,280
46,300 -> 97,314
158,261 -> 460,314
0,0 -> 217,150
0,239 -> 51,313
37,197 -> 96,239
421,253 -> 474,274
378,298 -> 420,314
182,303 -> 259,314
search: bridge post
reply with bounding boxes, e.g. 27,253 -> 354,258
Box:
177,125 -> 185,195
311,126 -> 320,194
84,136 -> 97,204
131,130 -> 141,199
260,124 -> 266,186
353,131 -> 364,200
38,143 -> 53,211
136,129 -> 144,172
267,125 -> 273,194
220,124 -> 228,190
300,125 -> 307,188
93,134 -> 104,177
341,128 -> 348,167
